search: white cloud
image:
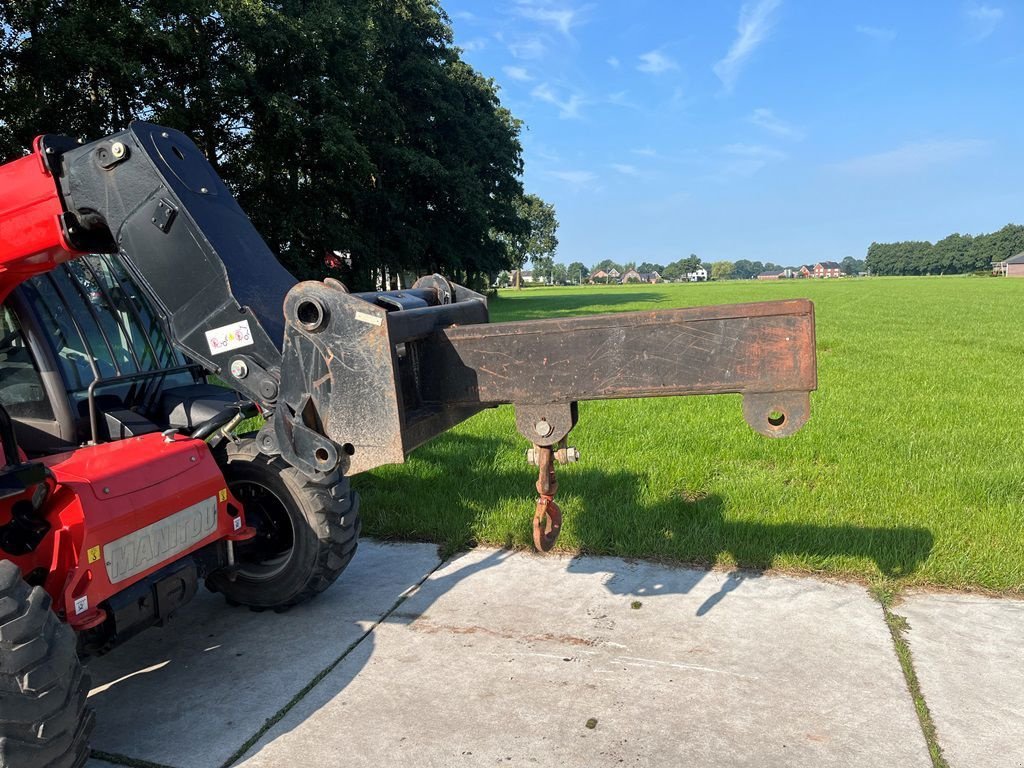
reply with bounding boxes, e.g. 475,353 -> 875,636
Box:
532,83 -> 585,119
513,3 -> 586,36
508,35 -> 546,59
607,56 -> 621,68
606,91 -> 641,110
503,66 -> 533,82
713,0 -> 782,92
460,37 -> 487,52
611,163 -> 641,176
631,147 -> 658,157
965,3 -> 1004,41
855,25 -> 897,42
834,139 -> 989,176
637,50 -> 678,74
748,108 -> 804,140
549,170 -> 597,185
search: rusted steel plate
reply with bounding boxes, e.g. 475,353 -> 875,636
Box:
432,299 -> 816,405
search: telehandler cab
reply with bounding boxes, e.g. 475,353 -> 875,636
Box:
0,122 -> 816,767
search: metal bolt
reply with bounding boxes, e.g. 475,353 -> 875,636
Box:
103,487 -> 110,494
200,187 -> 209,194
110,141 -> 126,159
565,447 -> 580,463
161,131 -> 169,138
230,360 -> 249,379
190,456 -> 197,462
534,420 -> 553,438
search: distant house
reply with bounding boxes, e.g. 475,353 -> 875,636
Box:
757,271 -> 783,280
512,269 -> 542,285
996,252 -> 1024,277
813,261 -> 843,278
686,267 -> 708,282
620,268 -> 660,284
590,268 -> 621,283
798,265 -> 813,278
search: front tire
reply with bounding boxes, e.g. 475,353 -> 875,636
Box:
0,560 -> 93,768
206,437 -> 360,610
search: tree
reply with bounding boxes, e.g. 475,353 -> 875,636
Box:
550,263 -> 568,284
711,260 -> 734,281
502,193 -> 558,288
732,259 -> 758,279
0,0 -> 530,288
567,261 -> 589,283
840,256 -> 864,275
661,261 -> 684,281
637,262 -> 665,274
681,254 -> 701,273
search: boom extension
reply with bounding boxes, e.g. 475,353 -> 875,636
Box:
0,122 -> 817,550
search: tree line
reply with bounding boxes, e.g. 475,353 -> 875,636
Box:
865,224 -> 1024,276
0,0 -> 552,289
519,256 -> 786,284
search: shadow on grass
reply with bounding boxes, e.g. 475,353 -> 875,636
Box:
489,290 -> 665,320
358,434 -> 934,582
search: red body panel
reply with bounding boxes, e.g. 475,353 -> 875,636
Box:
8,433 -> 246,629
0,138 -> 81,302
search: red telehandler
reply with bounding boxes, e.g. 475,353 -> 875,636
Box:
0,123 -> 816,767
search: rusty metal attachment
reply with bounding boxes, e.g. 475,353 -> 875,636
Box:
532,443 -> 562,551
272,279 -> 816,551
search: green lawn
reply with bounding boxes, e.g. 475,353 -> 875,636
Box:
354,277 -> 1024,594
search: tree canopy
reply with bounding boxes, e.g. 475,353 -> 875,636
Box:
865,225 -> 1024,276
0,0 -> 547,289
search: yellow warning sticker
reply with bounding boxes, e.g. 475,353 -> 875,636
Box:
218,488 -> 228,503
87,545 -> 101,564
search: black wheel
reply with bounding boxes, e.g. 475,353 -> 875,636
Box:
0,560 -> 93,768
206,436 -> 360,609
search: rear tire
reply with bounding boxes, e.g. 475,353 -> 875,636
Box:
206,437 -> 360,609
0,560 -> 93,768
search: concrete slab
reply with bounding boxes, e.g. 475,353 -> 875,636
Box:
239,547 -> 929,768
899,592 -> 1024,768
85,540 -> 441,768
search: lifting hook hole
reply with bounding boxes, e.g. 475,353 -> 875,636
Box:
342,443 -> 355,456
171,145 -> 185,161
314,447 -> 330,463
767,410 -> 786,427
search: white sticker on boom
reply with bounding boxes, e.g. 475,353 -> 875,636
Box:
205,320 -> 254,355
74,596 -> 89,615
354,311 -> 383,327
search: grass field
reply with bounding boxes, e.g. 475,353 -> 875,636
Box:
354,277 -> 1024,594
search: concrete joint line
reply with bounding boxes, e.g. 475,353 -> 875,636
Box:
881,603 -> 949,768
218,551 -> 452,768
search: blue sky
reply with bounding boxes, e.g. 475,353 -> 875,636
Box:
446,1 -> 1023,268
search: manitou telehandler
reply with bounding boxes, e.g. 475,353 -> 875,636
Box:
0,122 -> 816,767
